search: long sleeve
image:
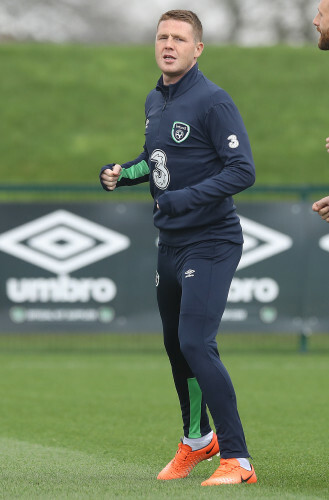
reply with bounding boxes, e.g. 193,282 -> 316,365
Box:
157,101 -> 255,217
100,144 -> 150,191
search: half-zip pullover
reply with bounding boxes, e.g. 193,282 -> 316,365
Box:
100,63 -> 255,246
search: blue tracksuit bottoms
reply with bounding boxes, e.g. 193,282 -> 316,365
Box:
156,239 -> 249,458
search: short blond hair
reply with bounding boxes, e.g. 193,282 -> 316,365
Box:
157,10 -> 203,42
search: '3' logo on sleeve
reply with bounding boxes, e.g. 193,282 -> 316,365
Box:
227,134 -> 239,148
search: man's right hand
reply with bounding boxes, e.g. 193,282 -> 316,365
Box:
101,164 -> 122,191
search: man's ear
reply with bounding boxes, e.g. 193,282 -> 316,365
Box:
195,42 -> 204,58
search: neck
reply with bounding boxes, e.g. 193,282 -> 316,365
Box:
162,61 -> 197,86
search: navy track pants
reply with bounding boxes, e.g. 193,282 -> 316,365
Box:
156,240 -> 249,458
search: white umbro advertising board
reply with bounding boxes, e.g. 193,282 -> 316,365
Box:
0,203 -> 159,332
0,202 -> 328,333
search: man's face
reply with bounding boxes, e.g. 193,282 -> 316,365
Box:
314,0 -> 329,49
155,19 -> 204,85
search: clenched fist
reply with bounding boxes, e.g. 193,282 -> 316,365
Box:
101,164 -> 122,191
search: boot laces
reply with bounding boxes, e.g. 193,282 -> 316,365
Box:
173,442 -> 190,465
213,459 -> 239,477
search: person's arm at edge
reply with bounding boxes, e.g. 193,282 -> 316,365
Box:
311,137 -> 329,221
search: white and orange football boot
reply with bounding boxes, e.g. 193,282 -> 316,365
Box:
201,457 -> 257,486
157,433 -> 219,480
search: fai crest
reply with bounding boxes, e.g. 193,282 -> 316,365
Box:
171,122 -> 190,143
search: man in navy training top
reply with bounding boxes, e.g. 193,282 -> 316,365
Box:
100,10 -> 257,487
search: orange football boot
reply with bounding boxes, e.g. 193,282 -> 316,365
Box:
157,433 -> 219,480
201,457 -> 257,486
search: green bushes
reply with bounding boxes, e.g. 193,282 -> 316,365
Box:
1,44 -> 328,185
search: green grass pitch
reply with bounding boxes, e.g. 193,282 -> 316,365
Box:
0,333 -> 327,499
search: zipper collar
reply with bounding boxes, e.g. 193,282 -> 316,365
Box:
156,63 -> 200,100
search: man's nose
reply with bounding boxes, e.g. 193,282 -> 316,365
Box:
165,36 -> 174,47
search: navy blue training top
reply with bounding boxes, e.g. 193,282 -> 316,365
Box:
100,63 -> 255,247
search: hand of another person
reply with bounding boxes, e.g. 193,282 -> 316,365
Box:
312,196 -> 329,222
